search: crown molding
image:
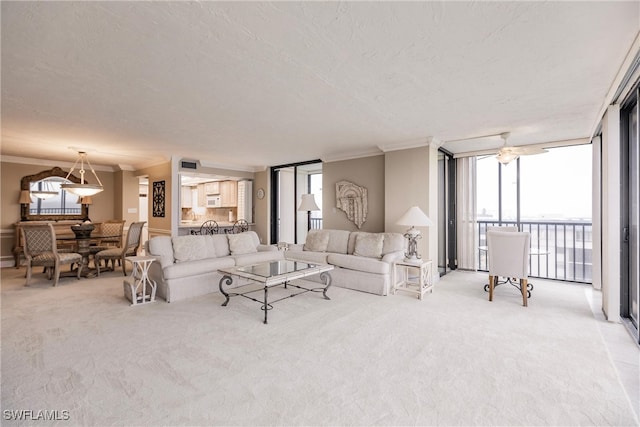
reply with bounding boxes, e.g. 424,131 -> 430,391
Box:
321,147 -> 384,163
0,155 -> 115,172
377,137 -> 435,153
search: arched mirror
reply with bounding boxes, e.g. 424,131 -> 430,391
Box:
20,167 -> 88,221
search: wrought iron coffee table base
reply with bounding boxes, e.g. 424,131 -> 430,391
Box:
219,272 -> 332,324
484,277 -> 534,298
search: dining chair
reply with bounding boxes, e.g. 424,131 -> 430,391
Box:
95,221 -> 146,276
21,223 -> 83,286
90,220 -> 125,267
487,230 -> 530,306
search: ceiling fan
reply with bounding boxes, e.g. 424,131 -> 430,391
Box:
496,132 -> 547,165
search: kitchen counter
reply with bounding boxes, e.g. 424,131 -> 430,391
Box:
177,221 -> 254,236
179,221 -> 238,227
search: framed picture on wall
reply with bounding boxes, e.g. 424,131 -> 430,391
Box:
152,180 -> 165,217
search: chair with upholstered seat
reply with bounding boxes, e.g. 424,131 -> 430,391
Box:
89,220 -> 125,267
21,223 -> 83,286
487,230 -> 530,307
95,221 -> 146,276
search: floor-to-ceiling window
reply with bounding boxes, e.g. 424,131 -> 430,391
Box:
476,144 -> 593,283
621,85 -> 639,343
270,160 -> 322,245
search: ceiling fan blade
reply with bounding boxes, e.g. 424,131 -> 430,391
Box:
516,147 -> 548,155
499,146 -> 547,156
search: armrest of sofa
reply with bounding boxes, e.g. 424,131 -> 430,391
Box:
382,250 -> 405,263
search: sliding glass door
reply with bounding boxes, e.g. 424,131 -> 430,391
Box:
270,160 -> 322,245
621,88 -> 639,342
438,149 -> 456,275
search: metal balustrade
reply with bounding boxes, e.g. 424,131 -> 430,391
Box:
478,220 -> 592,284
310,218 -> 323,230
29,208 -> 82,215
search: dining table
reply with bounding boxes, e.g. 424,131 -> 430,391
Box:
56,231 -> 123,277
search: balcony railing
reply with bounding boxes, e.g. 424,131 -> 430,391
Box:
477,220 -> 592,284
29,208 -> 81,215
310,217 -> 323,229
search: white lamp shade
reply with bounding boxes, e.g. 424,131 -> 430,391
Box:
396,206 -> 433,227
61,183 -> 103,197
298,194 -> 320,211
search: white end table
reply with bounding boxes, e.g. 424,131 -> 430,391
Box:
123,256 -> 157,306
392,259 -> 433,300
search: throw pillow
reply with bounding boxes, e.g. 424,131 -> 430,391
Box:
354,233 -> 384,259
228,233 -> 257,255
172,236 -> 208,263
304,231 -> 330,252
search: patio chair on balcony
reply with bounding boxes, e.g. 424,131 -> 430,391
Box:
487,230 -> 530,307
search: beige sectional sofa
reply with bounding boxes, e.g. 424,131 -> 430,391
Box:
146,229 -> 406,302
285,229 -> 406,296
146,231 -> 283,302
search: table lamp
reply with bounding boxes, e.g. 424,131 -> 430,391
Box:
298,194 -> 320,230
396,206 -> 433,263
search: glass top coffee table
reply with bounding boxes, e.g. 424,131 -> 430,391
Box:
218,260 -> 333,324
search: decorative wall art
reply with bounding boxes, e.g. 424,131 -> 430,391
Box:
335,180 -> 368,229
152,180 -> 165,217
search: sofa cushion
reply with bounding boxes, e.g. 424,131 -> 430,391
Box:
382,233 -> 406,255
211,234 -> 231,257
325,230 -> 351,254
354,233 -> 384,259
304,230 -> 330,252
147,236 -> 174,268
285,250 -> 329,264
327,253 -> 390,275
172,236 -> 208,263
163,256 -> 235,280
228,233 -> 258,255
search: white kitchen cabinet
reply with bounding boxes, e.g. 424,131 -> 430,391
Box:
204,181 -> 220,195
181,186 -> 193,208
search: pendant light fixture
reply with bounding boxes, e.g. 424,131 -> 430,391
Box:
61,151 -> 104,197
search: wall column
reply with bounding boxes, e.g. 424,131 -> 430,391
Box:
602,104 -> 621,322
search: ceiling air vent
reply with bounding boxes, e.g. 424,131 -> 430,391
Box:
181,160 -> 197,170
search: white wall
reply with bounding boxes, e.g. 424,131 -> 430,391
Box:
384,145 -> 439,266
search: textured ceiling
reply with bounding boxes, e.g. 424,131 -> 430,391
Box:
1,1 -> 639,171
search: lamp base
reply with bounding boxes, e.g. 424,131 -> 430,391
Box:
403,255 -> 423,265
403,227 -> 422,263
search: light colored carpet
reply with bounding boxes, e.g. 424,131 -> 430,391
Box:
1,267 -> 638,426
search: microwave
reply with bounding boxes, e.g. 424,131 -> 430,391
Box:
206,195 -> 221,207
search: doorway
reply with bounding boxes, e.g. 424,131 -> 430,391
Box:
270,160 -> 322,245
138,177 -> 149,250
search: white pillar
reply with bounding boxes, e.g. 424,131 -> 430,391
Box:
601,104 -> 621,322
